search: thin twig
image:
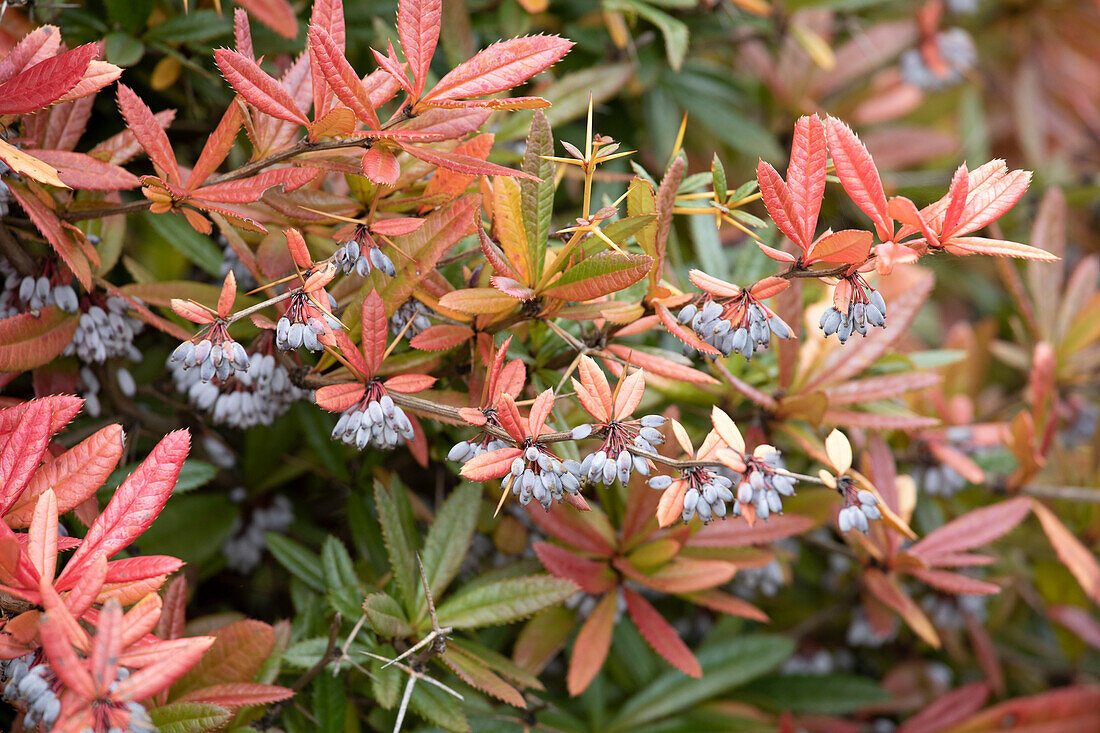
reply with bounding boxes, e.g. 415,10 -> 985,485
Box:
252,614 -> 342,730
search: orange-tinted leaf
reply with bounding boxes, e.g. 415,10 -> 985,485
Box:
0,306 -> 78,372
946,686 -> 1100,732
953,168 -> 1030,237
623,587 -> 701,677
398,0 -> 441,98
409,324 -> 473,351
906,568 -> 1000,595
187,102 -> 244,189
308,0 -> 345,117
613,369 -> 646,421
399,143 -> 537,180
682,589 -> 768,622
526,503 -> 616,557
806,229 -> 872,265
632,557 -> 736,593
439,287 -> 519,315
116,84 -> 180,185
383,374 -> 436,393
460,447 -> 523,482
27,150 -> 139,191
824,372 -> 942,406
0,399 -> 56,516
236,0 -> 298,39
422,35 -> 573,104
864,569 -> 940,647
757,159 -> 804,250
1032,500 -> 1100,603
576,355 -> 613,422
655,303 -> 720,357
896,681 -> 990,733
192,167 -> 317,204
528,389 -> 554,436
442,644 -> 525,707
688,269 -> 742,298
567,594 -> 615,695
172,619 -> 274,694
7,183 -> 92,289
824,116 -> 892,241
944,236 -> 1059,261
308,24 -> 380,129
787,114 -> 827,246
371,218 -> 424,236
177,682 -> 294,707
314,383 -> 366,412
360,290 -> 388,376
214,49 -> 308,126
603,346 -> 718,385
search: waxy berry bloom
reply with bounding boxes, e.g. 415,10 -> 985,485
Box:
275,229 -> 342,352
170,271 -> 250,381
332,381 -> 414,450
63,295 -> 144,365
675,272 -> 792,360
170,348 -> 305,428
569,356 -> 663,486
460,390 -> 583,510
0,258 -> 79,316
448,336 -> 526,464
819,274 -> 888,343
820,429 -> 883,534
334,224 -> 397,278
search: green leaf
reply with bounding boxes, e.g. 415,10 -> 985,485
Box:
104,0 -> 154,35
435,576 -> 577,629
521,110 -> 554,283
148,702 -> 231,733
409,677 -> 471,732
711,154 -> 727,206
608,634 -> 794,731
266,533 -> 325,593
143,211 -> 224,277
371,646 -> 402,709
374,479 -> 419,614
103,32 -> 144,67
544,253 -> 653,302
690,210 -> 728,282
417,482 -> 481,617
738,673 -> 891,714
170,459 -> 217,494
137,493 -> 235,565
450,637 -> 544,691
601,215 -> 659,249
312,673 -> 346,732
321,536 -> 358,594
144,10 -> 230,44
607,0 -> 689,71
364,593 -> 412,638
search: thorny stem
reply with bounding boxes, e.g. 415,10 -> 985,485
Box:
253,614 -> 342,730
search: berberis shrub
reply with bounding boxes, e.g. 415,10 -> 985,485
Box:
1,0 -> 1098,730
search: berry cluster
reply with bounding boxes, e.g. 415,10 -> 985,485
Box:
820,281 -> 888,343
219,239 -> 258,291
334,227 -> 396,277
659,466 -> 735,523
0,261 -> 79,316
572,415 -> 665,487
447,409 -> 510,463
222,491 -> 294,573
900,28 -> 977,90
275,290 -> 341,352
505,444 -> 582,509
62,296 -> 144,364
169,350 -> 306,429
678,295 -> 790,360
837,485 -> 883,533
79,364 -> 136,418
170,321 -> 251,382
737,449 -> 799,521
389,298 -> 432,340
331,381 -> 414,450
2,655 -> 59,729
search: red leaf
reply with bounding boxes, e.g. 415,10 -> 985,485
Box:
459,447 -> 523,482
566,592 -> 616,696
534,543 -> 615,593
103,555 -> 184,585
896,681 -> 990,733
409,324 -> 472,351
687,269 -> 742,298
949,686 -> 1100,732
824,372 -> 942,406
602,346 -> 718,385
361,146 -> 400,185
0,400 -> 56,515
1049,605 -> 1100,649
28,150 -> 140,191
906,568 -> 1001,595
5,424 -> 123,528
757,160 -> 804,250
371,42 -> 416,97
116,636 -> 215,701
191,167 -> 317,203
214,49 -> 308,126
398,0 -> 441,98
953,169 -> 1031,237
236,0 -> 298,39
383,374 -> 436,393
623,587 -> 701,677
626,557 -> 737,594
576,355 -> 613,422
315,383 -> 366,412
116,84 -> 180,186
308,24 -> 381,129
57,430 -> 190,587
309,0 -> 346,118
940,163 -> 970,238
687,513 -> 816,548
0,306 -> 79,373
1033,500 -> 1100,603
0,395 -> 82,442
178,682 -> 294,707
422,35 -> 573,104
39,611 -> 96,699
284,228 -> 312,270
370,217 -> 424,236
398,143 -> 538,181
172,619 -> 275,694
526,504 -> 616,557
186,102 -> 245,189
943,236 -> 1059,261
655,303 -> 720,357
683,590 -> 768,622
787,115 -> 827,247
824,116 -> 892,242
864,569 -> 940,647
0,43 -> 96,115
613,369 -> 645,422
0,27 -> 61,86
360,290 -> 388,376
7,183 -> 93,290
908,497 -> 1030,563
806,229 -> 873,265
442,643 -> 525,707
